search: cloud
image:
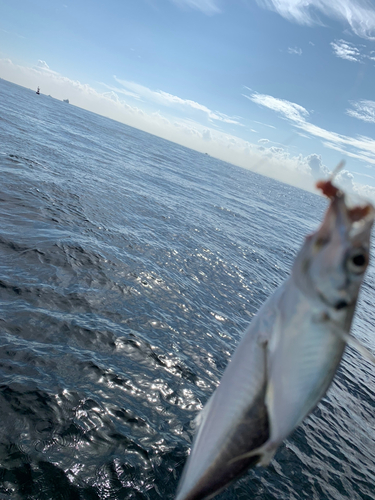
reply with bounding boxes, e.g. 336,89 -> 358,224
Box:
102,91 -> 121,103
353,171 -> 374,179
0,58 -> 318,191
297,132 -> 311,139
330,39 -> 362,62
248,144 -> 334,187
3,57 -> 375,199
258,138 -> 270,144
334,169 -> 355,191
346,100 -> 375,123
0,28 -> 25,39
327,168 -> 375,200
330,39 -> 375,63
170,0 -> 221,15
244,92 -> 309,122
99,81 -> 142,100
34,59 -> 60,76
256,0 -> 375,39
288,47 -> 302,55
114,77 -> 242,125
321,140 -> 375,165
244,90 -> 375,166
151,111 -> 170,126
202,129 -> 212,141
253,120 -> 276,129
8,58 -> 339,193
306,153 -> 330,179
269,146 -> 284,154
37,60 -> 50,69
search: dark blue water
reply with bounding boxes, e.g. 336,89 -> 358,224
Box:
0,78 -> 374,499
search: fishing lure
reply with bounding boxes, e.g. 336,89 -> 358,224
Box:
175,175 -> 375,500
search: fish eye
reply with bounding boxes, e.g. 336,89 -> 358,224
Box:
347,250 -> 368,274
352,254 -> 366,267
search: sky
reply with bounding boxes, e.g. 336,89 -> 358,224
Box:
1,0 -> 375,196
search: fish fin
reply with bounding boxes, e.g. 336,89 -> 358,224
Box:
345,333 -> 375,365
228,440 -> 278,467
333,327 -> 375,365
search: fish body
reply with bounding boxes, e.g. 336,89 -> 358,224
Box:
175,182 -> 374,500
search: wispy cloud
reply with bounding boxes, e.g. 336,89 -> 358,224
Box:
330,39 -> 375,64
288,46 -> 302,55
37,60 -> 49,69
244,92 -> 309,122
346,100 -> 375,123
330,39 -> 362,62
352,171 -> 374,179
99,81 -> 142,100
256,0 -> 375,39
244,90 -> 375,165
114,77 -> 242,125
0,28 -> 26,39
170,0 -> 221,15
2,57 -> 374,197
253,120 -> 276,129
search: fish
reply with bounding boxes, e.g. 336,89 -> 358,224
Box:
175,175 -> 375,500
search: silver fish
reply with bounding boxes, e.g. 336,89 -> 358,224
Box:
175,178 -> 375,500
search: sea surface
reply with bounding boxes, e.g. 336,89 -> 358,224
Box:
0,77 -> 374,500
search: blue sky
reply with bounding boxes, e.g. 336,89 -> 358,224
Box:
1,0 -> 375,195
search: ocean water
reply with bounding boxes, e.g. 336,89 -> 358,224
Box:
0,77 -> 374,500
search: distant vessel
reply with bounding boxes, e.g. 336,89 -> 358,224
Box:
36,86 -> 40,95
63,99 -> 69,104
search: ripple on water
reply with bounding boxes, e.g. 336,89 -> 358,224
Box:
0,79 -> 374,498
